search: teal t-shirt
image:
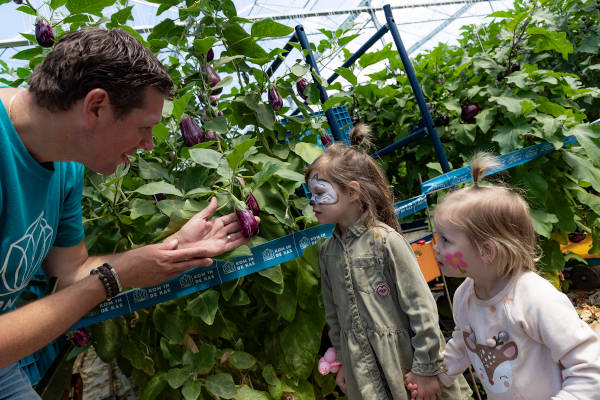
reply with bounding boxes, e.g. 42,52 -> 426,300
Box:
0,93 -> 84,314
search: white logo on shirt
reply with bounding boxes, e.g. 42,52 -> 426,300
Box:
1,212 -> 53,310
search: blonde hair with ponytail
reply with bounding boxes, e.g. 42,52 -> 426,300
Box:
434,153 -> 540,277
305,124 -> 401,233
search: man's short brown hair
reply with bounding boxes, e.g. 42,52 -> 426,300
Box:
29,27 -> 174,118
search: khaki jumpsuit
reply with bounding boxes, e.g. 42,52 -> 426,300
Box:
319,217 -> 471,399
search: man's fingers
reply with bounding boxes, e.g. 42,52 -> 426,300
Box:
197,197 -> 218,219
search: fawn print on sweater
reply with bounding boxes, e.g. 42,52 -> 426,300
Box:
463,330 -> 518,394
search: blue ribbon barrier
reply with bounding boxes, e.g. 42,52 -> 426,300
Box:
73,194 -> 430,329
420,136 -> 578,194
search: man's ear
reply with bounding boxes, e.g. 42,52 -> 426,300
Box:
348,181 -> 360,202
479,240 -> 497,263
83,89 -> 110,126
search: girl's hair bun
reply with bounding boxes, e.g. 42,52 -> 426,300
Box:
349,123 -> 373,150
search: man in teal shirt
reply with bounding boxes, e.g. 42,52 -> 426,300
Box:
0,27 -> 254,397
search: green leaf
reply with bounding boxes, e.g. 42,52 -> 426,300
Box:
204,116 -> 228,134
490,95 -> 522,115
134,181 -> 183,197
189,148 -> 223,169
211,75 -> 233,92
274,169 -> 305,182
229,351 -> 257,369
227,138 -> 256,169
563,152 -> 600,192
333,67 -> 357,86
89,319 -> 120,363
234,385 -> 270,400
205,373 -> 236,399
166,367 -> 192,389
186,289 -> 220,325
475,107 -> 496,134
530,209 -> 558,238
173,91 -> 194,121
130,198 -> 156,219
66,0 -> 114,14
139,373 -> 167,400
290,64 -> 310,77
153,123 -> 170,141
262,364 -> 281,386
153,304 -> 187,344
223,22 -> 268,58
322,94 -> 351,111
251,18 -> 294,38
527,27 -> 573,60
293,142 -> 323,164
255,103 -> 275,130
138,159 -> 170,180
258,265 -> 283,284
193,37 -> 217,55
194,344 -> 217,374
12,47 -> 43,61
182,380 -> 203,400
569,124 -> 600,162
49,0 -> 67,9
251,162 -> 285,189
16,5 -> 39,15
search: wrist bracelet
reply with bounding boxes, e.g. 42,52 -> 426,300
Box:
104,263 -> 123,293
90,263 -> 121,301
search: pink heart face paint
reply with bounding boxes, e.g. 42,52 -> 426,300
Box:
444,251 -> 468,273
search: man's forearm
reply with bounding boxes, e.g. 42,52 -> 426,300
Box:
0,274 -> 106,368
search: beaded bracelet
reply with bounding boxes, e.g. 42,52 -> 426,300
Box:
90,263 -> 121,301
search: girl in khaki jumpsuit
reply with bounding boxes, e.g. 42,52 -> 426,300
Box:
306,124 -> 471,400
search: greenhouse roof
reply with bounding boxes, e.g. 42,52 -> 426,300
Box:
1,0 -> 514,81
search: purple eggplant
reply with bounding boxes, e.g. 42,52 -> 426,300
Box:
245,193 -> 260,216
168,151 -> 176,161
71,328 -> 91,347
206,48 -> 214,62
460,104 -> 482,124
153,193 -> 167,202
35,19 -> 54,48
296,79 -> 308,100
201,65 -> 222,95
209,95 -> 219,106
268,87 -> 283,111
320,133 -> 333,147
236,208 -> 259,238
180,117 -> 205,147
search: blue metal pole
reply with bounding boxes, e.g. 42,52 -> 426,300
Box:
294,25 -> 346,143
371,127 -> 427,159
383,4 -> 450,173
326,24 -> 390,85
265,36 -> 299,78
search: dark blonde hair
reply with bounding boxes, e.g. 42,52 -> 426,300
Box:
305,124 -> 401,233
434,154 -> 539,276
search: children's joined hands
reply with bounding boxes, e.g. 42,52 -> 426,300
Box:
404,372 -> 441,400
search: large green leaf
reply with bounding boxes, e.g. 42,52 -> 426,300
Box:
292,142 -> 323,164
153,304 -> 187,344
135,181 -> 183,197
229,351 -> 257,369
223,22 -> 268,58
182,380 -> 203,400
569,124 -> 600,162
66,0 -> 113,14
530,209 -> 558,238
139,373 -> 167,400
166,367 -> 192,389
234,385 -> 270,400
186,289 -> 220,325
251,18 -> 294,38
189,148 -> 223,169
130,198 -> 156,219
227,138 -> 256,169
205,373 -> 236,399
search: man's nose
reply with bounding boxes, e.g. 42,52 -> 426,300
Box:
140,132 -> 154,151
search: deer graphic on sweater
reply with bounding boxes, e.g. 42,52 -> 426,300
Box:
463,331 -> 518,394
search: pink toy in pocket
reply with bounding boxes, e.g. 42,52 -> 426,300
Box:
318,347 -> 342,375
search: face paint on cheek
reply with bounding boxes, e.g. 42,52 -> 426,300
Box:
307,174 -> 338,205
444,251 -> 468,273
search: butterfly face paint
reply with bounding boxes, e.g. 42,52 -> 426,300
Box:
307,174 -> 338,205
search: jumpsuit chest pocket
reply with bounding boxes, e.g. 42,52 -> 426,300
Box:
351,257 -> 388,294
